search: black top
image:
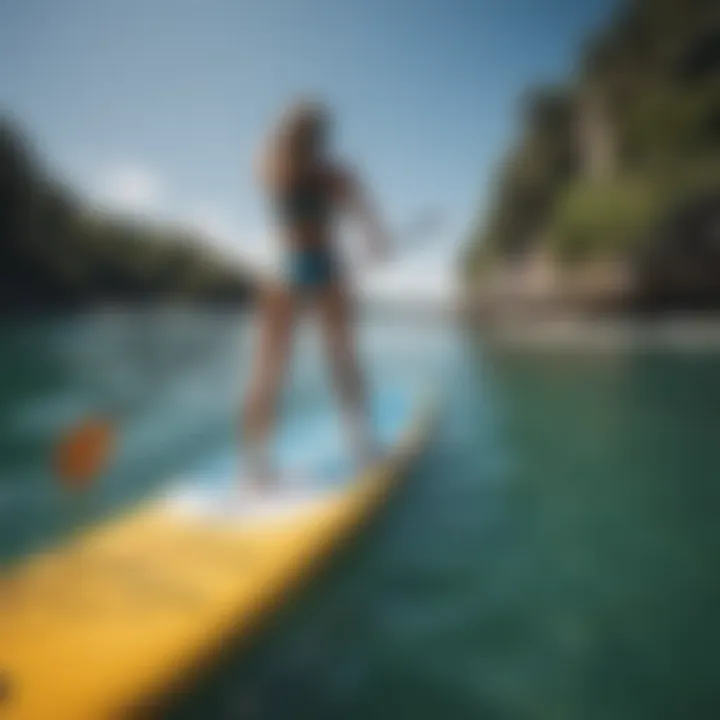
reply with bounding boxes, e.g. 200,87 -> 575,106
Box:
275,176 -> 331,226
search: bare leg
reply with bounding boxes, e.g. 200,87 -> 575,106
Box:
241,283 -> 296,485
316,282 -> 376,464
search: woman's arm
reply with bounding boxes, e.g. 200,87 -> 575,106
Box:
333,166 -> 390,261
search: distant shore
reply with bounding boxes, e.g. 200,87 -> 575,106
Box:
464,307 -> 720,352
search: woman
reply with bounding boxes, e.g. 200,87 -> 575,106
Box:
242,100 -> 389,484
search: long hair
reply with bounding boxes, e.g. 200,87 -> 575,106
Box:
263,99 -> 331,187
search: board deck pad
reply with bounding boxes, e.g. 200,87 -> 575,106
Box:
164,386 -> 415,521
0,384 -> 432,720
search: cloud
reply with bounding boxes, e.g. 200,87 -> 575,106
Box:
90,163 -> 248,256
94,162 -> 163,214
89,162 -> 264,273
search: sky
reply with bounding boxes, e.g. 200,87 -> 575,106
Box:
1,0 -> 618,301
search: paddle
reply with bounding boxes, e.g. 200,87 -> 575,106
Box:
393,208 -> 444,256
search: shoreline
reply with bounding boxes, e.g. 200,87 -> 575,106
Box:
468,312 -> 720,351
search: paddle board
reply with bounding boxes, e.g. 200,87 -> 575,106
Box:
0,387 -> 434,719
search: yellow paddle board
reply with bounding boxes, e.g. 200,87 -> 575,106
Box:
0,391 -> 433,719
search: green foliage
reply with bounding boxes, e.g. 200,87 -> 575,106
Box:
548,160 -> 720,264
549,178 -> 659,262
662,159 -> 720,206
621,80 -> 720,165
459,237 -> 496,281
473,87 -> 577,260
0,119 -> 254,313
464,0 -> 720,283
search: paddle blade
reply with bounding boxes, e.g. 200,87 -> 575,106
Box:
53,417 -> 116,490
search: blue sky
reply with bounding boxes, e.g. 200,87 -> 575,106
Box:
1,0 -> 617,298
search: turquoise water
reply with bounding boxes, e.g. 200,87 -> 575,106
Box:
2,312 -> 720,719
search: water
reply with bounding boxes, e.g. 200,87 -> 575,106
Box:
2,311 -> 720,719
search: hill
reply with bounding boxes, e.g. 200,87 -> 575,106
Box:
0,119 -> 255,315
464,0 -> 720,311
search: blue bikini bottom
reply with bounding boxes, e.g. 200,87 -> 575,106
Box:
287,247 -> 339,291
